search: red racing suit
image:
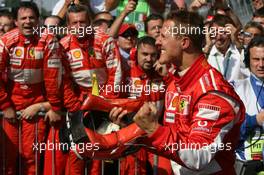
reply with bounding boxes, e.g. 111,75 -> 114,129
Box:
120,62 -> 172,175
145,54 -> 245,174
45,32 -> 122,175
125,63 -> 165,113
60,32 -> 122,100
0,28 -> 67,175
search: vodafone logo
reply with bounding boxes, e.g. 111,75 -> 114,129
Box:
198,121 -> 208,127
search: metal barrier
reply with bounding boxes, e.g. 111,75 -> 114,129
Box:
0,112 -> 159,175
0,111 -> 46,175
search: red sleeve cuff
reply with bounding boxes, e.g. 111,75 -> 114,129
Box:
146,125 -> 168,149
51,105 -> 62,112
0,101 -> 12,110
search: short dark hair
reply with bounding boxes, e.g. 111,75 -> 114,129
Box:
93,11 -> 114,27
253,7 -> 264,18
144,14 -> 164,32
14,2 -> 40,19
244,36 -> 264,68
66,4 -> 91,24
244,21 -> 264,34
212,14 -> 235,27
0,10 -> 14,19
166,10 -> 205,50
137,36 -> 156,49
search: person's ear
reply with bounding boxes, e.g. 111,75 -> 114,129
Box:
181,37 -> 190,50
15,20 -> 18,27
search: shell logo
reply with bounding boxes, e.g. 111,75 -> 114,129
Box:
134,80 -> 142,87
73,50 -> 81,59
172,96 -> 179,108
15,49 -> 22,57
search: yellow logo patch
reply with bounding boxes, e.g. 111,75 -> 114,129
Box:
15,49 -> 22,57
70,49 -> 83,61
29,48 -> 34,58
73,50 -> 81,59
134,80 -> 142,87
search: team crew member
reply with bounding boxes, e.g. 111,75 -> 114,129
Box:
54,4 -> 122,175
118,36 -> 165,123
0,2 -> 71,174
110,36 -> 171,175
233,36 -> 264,171
132,11 -> 245,174
0,10 -> 15,36
60,5 -> 122,100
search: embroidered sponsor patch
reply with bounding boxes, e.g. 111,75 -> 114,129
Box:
35,49 -> 43,59
179,96 -> 189,115
10,59 -> 22,66
106,59 -> 118,68
70,61 -> 83,69
191,120 -> 213,134
196,103 -> 221,121
165,92 -> 191,115
48,59 -> 60,68
133,79 -> 143,87
165,112 -> 175,123
29,47 -> 34,58
165,91 -> 176,109
70,49 -> 83,61
13,47 -> 24,58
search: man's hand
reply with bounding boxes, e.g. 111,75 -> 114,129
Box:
21,103 -> 41,120
189,0 -> 207,11
133,102 -> 159,135
123,0 -> 137,16
203,24 -> 215,55
64,0 -> 79,7
153,60 -> 168,77
44,109 -> 62,125
225,23 -> 238,43
256,111 -> 264,126
109,107 -> 128,127
3,107 -> 16,123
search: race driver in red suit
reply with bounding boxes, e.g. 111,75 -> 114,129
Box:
44,4 -> 122,175
91,10 -> 245,174
0,2 -> 81,174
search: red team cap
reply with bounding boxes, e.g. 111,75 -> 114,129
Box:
118,23 -> 139,36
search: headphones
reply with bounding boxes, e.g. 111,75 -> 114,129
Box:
244,46 -> 250,68
244,35 -> 264,68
